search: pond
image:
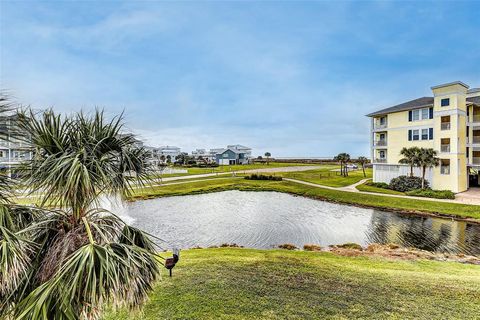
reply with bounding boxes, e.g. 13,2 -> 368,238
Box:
112,191 -> 480,256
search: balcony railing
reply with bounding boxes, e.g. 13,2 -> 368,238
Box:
472,136 -> 480,144
441,145 -> 450,153
374,123 -> 387,129
441,123 -> 451,130
472,157 -> 480,165
441,166 -> 450,175
471,115 -> 480,123
375,158 -> 387,163
374,140 -> 387,146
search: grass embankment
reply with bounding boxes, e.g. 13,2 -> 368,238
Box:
132,178 -> 480,220
278,167 -> 372,187
105,248 -> 480,319
355,181 -> 405,195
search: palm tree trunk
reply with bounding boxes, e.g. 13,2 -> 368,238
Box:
362,165 -> 366,177
410,165 -> 414,177
422,166 -> 426,189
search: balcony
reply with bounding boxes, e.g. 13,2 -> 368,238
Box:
472,157 -> 480,165
375,158 -> 387,163
374,123 -> 387,130
472,115 -> 480,123
440,166 -> 450,175
440,123 -> 450,130
440,144 -> 450,153
374,140 -> 387,147
472,136 -> 480,144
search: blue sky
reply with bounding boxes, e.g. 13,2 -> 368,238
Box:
1,1 -> 479,157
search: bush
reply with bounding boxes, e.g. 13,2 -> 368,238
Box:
406,189 -> 455,199
303,244 -> 322,251
278,243 -> 297,250
245,174 -> 282,181
389,175 -> 427,192
365,181 -> 390,189
335,243 -> 363,250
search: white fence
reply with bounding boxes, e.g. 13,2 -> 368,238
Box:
373,164 -> 433,185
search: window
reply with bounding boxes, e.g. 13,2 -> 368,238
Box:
380,117 -> 386,125
0,151 -> 4,158
441,98 -> 450,107
412,110 -> 420,121
409,107 -> 433,121
421,129 -> 429,140
379,150 -> 386,159
421,108 -> 429,120
222,153 -> 228,158
440,159 -> 450,175
412,129 -> 419,141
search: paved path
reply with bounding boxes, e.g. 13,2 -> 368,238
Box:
283,178 -> 469,204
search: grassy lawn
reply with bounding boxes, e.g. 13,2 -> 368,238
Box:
156,162 -> 313,177
104,248 -> 480,319
131,178 -> 480,220
355,181 -> 405,195
278,167 -> 372,187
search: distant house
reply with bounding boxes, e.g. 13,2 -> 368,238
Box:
214,145 -> 252,165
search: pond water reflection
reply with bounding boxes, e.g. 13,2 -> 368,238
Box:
114,191 -> 480,256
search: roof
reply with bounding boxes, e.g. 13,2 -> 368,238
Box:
431,81 -> 469,90
467,96 -> 480,106
227,144 -> 251,150
216,148 -> 244,155
467,88 -> 480,94
366,97 -> 434,117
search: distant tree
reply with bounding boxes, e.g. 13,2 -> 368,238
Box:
160,155 -> 166,163
357,156 -> 369,177
166,155 -> 172,164
417,148 -> 439,189
334,153 -> 351,177
399,147 -> 421,177
264,152 -> 271,165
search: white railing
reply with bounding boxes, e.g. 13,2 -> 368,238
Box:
472,157 -> 480,165
375,140 -> 387,146
441,123 -> 450,130
374,123 -> 387,129
440,145 -> 450,153
440,166 -> 450,175
472,115 -> 480,123
375,158 -> 387,163
472,136 -> 480,144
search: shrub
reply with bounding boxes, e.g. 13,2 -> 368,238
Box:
245,174 -> 282,181
365,181 -> 390,189
406,189 -> 455,199
389,175 -> 427,192
278,243 -> 297,250
303,244 -> 322,251
336,243 -> 363,250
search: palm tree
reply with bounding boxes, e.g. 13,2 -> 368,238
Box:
1,107 -> 163,319
417,148 -> 439,189
264,152 -> 271,165
399,147 -> 421,177
334,153 -> 350,177
357,156 -> 369,177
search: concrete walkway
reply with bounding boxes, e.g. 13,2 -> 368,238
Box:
283,178 -> 473,204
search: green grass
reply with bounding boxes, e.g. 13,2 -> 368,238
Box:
356,181 -> 405,195
131,178 -> 480,220
157,162 -> 312,177
278,167 -> 372,187
104,248 -> 480,319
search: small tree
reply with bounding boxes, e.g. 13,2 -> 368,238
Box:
399,147 -> 420,177
417,148 -> 439,189
264,152 -> 271,165
166,154 -> 172,164
160,154 -> 166,163
357,156 -> 369,177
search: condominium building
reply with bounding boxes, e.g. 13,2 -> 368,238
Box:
367,81 -> 480,193
0,116 -> 32,175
